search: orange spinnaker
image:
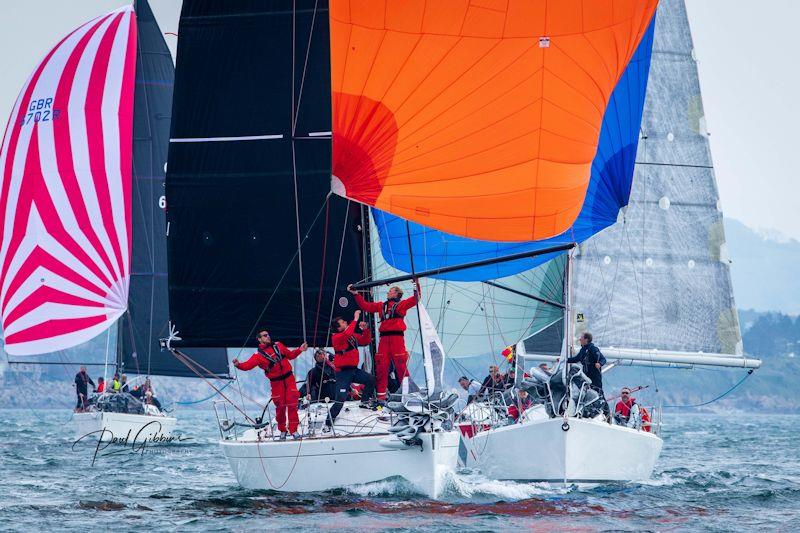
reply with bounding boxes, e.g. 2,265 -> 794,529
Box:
330,0 -> 658,242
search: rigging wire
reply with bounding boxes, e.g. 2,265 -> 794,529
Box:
662,370 -> 753,408
175,380 -> 233,405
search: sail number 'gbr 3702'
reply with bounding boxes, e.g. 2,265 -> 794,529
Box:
19,98 -> 61,126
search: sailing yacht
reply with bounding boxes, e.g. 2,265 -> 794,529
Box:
0,1 -> 220,442
458,0 -> 762,484
160,0 -> 660,495
214,305 -> 461,497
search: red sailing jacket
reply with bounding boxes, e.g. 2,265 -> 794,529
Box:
235,342 -> 303,380
615,397 -> 636,418
353,292 -> 418,333
332,321 -> 371,369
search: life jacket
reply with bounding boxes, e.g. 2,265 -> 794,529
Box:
332,324 -> 365,368
258,343 -> 295,381
335,333 -> 359,356
615,397 -> 636,419
382,298 -> 402,321
640,406 -> 652,432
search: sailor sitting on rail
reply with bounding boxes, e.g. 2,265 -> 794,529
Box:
614,387 -> 641,429
507,389 -> 533,422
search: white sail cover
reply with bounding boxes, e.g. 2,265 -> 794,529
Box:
417,301 -> 446,397
0,7 -> 137,355
571,0 -> 743,356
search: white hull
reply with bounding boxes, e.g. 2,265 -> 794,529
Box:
221,430 -> 459,497
462,411 -> 662,483
72,411 -> 177,442
219,400 -> 460,497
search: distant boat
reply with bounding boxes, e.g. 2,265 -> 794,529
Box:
0,1 -> 229,442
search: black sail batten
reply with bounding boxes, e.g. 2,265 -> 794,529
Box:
120,0 -> 230,378
165,0 -> 363,348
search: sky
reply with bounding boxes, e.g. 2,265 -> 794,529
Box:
0,0 -> 798,240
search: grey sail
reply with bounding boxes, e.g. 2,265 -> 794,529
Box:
571,0 -> 743,356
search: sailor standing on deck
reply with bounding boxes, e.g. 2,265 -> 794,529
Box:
233,330 -> 307,440
348,280 -> 420,403
567,332 -> 611,419
73,366 -> 95,412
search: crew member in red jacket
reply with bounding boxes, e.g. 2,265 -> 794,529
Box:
325,310 -> 376,431
233,329 -> 307,440
348,280 -> 420,401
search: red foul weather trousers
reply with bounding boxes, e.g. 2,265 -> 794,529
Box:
375,333 -> 409,400
270,373 -> 300,434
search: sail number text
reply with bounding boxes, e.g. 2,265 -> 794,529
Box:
20,98 -> 61,126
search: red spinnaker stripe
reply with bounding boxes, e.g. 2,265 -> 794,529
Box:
52,15 -> 119,288
83,12 -> 126,282
4,285 -> 103,327
2,246 -> 106,312
5,314 -> 107,345
119,13 -> 137,262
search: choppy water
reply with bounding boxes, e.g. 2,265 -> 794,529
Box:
0,409 -> 798,531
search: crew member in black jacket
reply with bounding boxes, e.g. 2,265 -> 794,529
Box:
299,349 -> 337,404
74,366 -> 95,412
567,332 -> 610,419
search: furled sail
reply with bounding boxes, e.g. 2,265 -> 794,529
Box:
372,17 -> 656,281
118,0 -> 229,378
417,301 -> 446,397
0,7 -> 137,356
571,0 -> 743,356
330,0 -> 658,242
165,0 -> 364,348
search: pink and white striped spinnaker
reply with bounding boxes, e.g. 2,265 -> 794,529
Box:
0,6 -> 137,355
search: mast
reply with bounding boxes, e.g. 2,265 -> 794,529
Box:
562,248 -> 573,384
360,205 -> 378,373
405,221 -> 429,394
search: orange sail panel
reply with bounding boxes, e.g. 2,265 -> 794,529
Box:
330,0 -> 658,241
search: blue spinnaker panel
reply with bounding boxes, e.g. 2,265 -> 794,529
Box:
373,17 -> 656,282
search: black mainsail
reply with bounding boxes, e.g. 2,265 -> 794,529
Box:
120,0 -> 229,377
165,0 -> 363,348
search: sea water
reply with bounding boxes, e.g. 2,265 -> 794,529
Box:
0,409 -> 797,531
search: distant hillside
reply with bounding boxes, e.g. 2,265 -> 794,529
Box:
1,309 -> 797,412
3,218 -> 798,412
725,218 -> 800,315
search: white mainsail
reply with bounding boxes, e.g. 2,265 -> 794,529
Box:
570,0 -> 743,360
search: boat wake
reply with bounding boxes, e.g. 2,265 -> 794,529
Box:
346,468 -> 569,502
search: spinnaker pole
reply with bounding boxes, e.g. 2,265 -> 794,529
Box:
351,243 -> 575,290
